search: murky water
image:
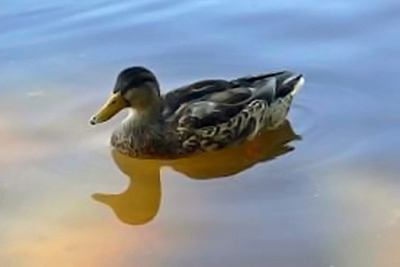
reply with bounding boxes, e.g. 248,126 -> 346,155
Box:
1,0 -> 400,266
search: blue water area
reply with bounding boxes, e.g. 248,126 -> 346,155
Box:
1,0 -> 400,266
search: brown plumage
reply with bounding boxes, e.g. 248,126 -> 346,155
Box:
90,66 -> 304,159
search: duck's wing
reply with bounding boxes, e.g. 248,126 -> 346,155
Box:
162,79 -> 232,117
163,71 -> 303,130
229,71 -> 303,104
162,80 -> 252,128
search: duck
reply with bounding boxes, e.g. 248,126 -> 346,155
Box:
90,66 -> 304,159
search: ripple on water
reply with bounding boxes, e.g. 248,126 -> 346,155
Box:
1,0 -> 400,266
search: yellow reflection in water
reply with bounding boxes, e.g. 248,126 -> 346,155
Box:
93,120 -> 300,225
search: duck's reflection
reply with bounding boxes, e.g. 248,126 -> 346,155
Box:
92,120 -> 300,225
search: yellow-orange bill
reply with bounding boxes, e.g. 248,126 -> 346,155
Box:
90,92 -> 127,125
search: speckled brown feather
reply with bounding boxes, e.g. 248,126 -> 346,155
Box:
110,69 -> 304,158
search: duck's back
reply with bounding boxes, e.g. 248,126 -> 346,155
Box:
162,71 -> 304,153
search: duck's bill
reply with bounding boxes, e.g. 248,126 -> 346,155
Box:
90,92 -> 127,125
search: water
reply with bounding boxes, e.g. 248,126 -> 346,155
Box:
1,0 -> 400,266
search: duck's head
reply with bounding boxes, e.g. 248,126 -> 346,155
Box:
90,66 -> 160,125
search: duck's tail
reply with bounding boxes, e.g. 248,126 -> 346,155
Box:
288,74 -> 305,96
271,71 -> 304,99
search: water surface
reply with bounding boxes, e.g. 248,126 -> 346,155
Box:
1,0 -> 400,266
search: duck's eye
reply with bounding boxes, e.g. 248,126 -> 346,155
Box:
111,100 -> 117,104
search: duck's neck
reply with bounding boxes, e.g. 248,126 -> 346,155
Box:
123,102 -> 162,127
112,100 -> 171,158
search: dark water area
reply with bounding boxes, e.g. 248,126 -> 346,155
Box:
1,0 -> 400,266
